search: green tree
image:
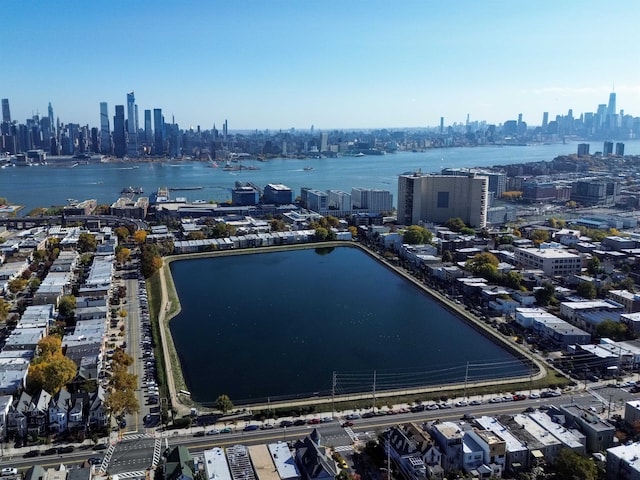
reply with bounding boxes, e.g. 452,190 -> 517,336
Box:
210,222 -> 236,238
188,231 -> 206,240
215,394 -> 234,414
58,295 -> 77,319
553,448 -> 597,480
535,282 -> 556,306
314,227 -> 329,242
441,250 -> 454,263
28,278 -> 41,292
576,281 -> 597,299
531,229 -> 550,246
445,217 -> 466,232
114,226 -> 130,242
595,319 -> 628,341
77,232 -> 98,253
141,244 -> 163,278
587,256 -> 601,275
402,225 -> 432,245
504,270 -> 523,290
465,252 -> 499,274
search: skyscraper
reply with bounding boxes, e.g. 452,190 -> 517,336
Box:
1,99 -> 11,123
153,108 -> 164,155
47,102 -> 55,138
113,105 -> 126,158
542,112 -> 549,131
100,102 -> 111,154
607,91 -> 616,117
126,92 -> 138,156
144,109 -> 152,144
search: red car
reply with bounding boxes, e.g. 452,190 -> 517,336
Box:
342,421 -> 354,427
307,418 -> 321,424
513,394 -> 526,401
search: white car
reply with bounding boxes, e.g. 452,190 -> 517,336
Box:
1,468 -> 17,476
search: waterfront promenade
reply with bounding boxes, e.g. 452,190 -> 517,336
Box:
155,241 -> 549,418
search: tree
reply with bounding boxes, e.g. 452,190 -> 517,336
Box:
114,226 -> 130,242
0,298 -> 9,322
27,335 -> 78,395
530,229 -> 550,246
553,448 -> 597,480
133,230 -> 148,244
58,295 -> 77,319
8,278 -> 28,294
445,217 -> 466,232
28,278 -> 41,292
112,348 -> 133,367
105,388 -> 140,418
77,232 -> 97,253
402,225 -> 432,245
595,319 -> 627,341
441,250 -> 454,263
215,394 -> 234,414
188,231 -> 206,240
576,281 -> 597,299
270,218 -> 288,232
587,256 -> 601,275
535,282 -> 556,306
465,252 -> 499,274
141,244 -> 163,278
348,226 -> 358,239
314,227 -> 329,242
504,270 -> 523,290
115,247 -> 131,264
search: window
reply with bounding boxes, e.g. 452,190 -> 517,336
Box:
437,191 -> 449,208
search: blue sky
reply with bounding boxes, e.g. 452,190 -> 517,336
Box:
3,0 -> 639,130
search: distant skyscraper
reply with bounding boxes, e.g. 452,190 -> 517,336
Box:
126,92 -> 138,156
616,142 -> 625,156
153,108 -> 164,154
603,141 -> 613,156
577,143 -> 590,156
439,117 -> 444,134
542,112 -> 548,130
113,105 -> 126,158
1,99 -> 11,123
99,102 -> 111,154
47,102 -> 55,138
223,119 -> 228,147
144,109 -> 152,144
607,91 -> 617,117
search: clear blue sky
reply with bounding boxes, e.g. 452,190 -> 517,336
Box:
4,0 -> 639,130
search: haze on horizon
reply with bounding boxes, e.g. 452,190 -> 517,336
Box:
4,0 -> 639,130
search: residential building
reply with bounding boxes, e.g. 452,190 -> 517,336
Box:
328,190 -> 352,211
232,187 -> 259,206
352,187 -> 393,213
606,442 -> 640,480
294,430 -> 339,480
558,404 -> 615,452
571,179 -> 620,206
164,446 -> 195,480
385,423 -> 444,480
306,189 -> 328,212
513,246 -> 582,277
203,447 -> 232,480
263,184 -> 293,205
267,442 -> 301,480
397,172 -> 487,228
609,290 -> 640,313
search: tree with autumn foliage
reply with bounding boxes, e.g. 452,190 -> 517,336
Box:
27,335 -> 78,395
105,348 -> 139,419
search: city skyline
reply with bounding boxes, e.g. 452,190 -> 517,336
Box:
3,1 -> 640,130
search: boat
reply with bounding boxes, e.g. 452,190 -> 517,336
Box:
169,186 -> 204,191
303,166 -> 314,171
121,186 -> 143,194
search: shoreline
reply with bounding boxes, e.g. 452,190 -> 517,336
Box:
156,241 -> 548,415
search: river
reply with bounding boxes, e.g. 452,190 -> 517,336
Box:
2,140 -> 639,215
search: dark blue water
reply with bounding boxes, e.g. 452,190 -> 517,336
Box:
168,247 -> 529,404
3,140 -> 639,215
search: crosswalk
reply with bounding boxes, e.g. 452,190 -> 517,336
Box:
334,445 -> 353,453
343,427 -> 358,442
152,438 -> 162,467
113,471 -> 146,479
99,444 -> 117,474
121,432 -> 154,441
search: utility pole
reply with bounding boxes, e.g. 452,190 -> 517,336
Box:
373,370 -> 377,413
464,362 -> 469,400
331,371 -> 336,419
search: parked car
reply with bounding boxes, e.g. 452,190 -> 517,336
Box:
58,446 -> 75,454
193,431 -> 205,437
206,429 -> 220,435
341,421 -> 354,427
1,468 -> 17,476
88,457 -> 103,466
23,450 -> 39,458
220,427 -> 232,434
279,420 -> 293,428
243,425 -> 259,431
293,419 -> 306,426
